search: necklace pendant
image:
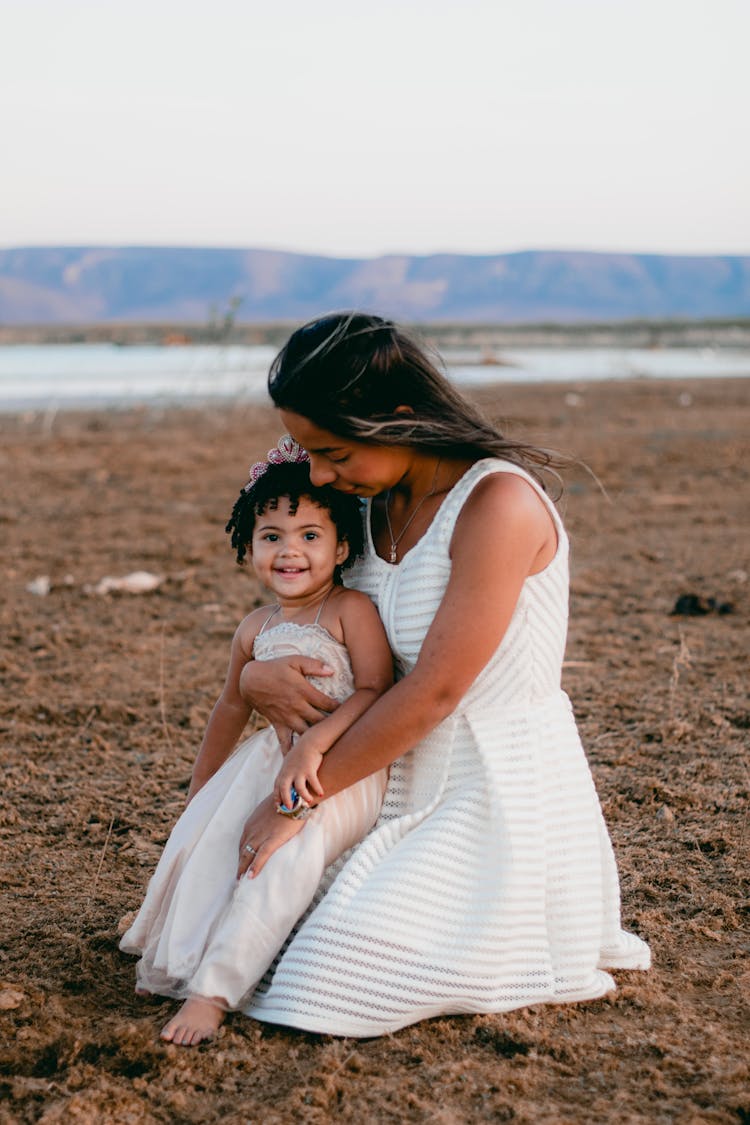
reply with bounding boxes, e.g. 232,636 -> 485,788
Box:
389,545 -> 398,564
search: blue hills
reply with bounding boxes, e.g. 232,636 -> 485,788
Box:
1,246 -> 749,324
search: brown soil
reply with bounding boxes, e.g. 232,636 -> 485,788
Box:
0,377 -> 748,1124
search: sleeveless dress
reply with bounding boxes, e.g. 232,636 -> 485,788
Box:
119,619 -> 387,1008
241,458 -> 650,1036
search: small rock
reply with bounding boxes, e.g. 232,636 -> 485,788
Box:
670,593 -> 734,616
0,987 -> 25,1009
117,910 -> 137,935
92,571 -> 164,596
678,392 -> 693,407
26,575 -> 51,596
671,593 -> 713,615
564,393 -> 583,407
656,804 -> 675,823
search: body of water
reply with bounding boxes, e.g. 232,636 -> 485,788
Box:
0,343 -> 748,411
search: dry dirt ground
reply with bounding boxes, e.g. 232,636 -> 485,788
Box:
0,377 -> 747,1123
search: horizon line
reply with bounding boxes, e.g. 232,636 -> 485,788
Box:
2,243 -> 750,261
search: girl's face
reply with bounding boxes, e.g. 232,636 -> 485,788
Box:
279,410 -> 411,496
250,496 -> 349,605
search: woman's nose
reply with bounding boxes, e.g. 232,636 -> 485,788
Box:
308,457 -> 337,487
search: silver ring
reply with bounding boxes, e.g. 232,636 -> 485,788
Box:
244,844 -> 257,857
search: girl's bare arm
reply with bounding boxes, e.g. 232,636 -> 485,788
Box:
186,611 -> 262,802
302,592 -> 393,748
274,592 -> 394,806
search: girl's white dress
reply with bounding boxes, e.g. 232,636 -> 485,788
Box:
119,620 -> 387,1009
122,458 -> 650,1037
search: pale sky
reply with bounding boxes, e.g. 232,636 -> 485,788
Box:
3,0 -> 749,258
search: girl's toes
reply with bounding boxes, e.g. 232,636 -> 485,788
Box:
160,1019 -> 180,1042
160,999 -> 224,1046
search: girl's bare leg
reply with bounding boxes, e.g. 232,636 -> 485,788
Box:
160,996 -> 226,1046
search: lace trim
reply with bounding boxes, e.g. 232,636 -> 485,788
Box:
253,620 -> 347,655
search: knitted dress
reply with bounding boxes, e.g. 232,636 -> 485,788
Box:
242,458 -> 650,1036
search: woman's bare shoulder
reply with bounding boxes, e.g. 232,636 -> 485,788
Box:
454,469 -> 557,572
460,468 -> 552,526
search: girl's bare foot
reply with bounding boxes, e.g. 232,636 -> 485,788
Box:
160,996 -> 225,1046
135,986 -> 151,997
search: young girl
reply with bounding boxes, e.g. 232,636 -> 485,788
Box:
228,312 -> 650,1038
119,436 -> 393,1045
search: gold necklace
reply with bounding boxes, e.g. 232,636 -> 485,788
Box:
384,459 -> 442,564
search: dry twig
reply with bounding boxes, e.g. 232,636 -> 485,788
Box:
90,814 -> 115,902
159,622 -> 175,755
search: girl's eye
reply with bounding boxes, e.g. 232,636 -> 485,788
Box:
263,533 -> 279,542
329,454 -> 349,464
303,532 -> 319,541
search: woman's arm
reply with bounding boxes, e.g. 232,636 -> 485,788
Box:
186,613 -> 260,802
274,592 -> 394,806
316,473 -> 555,793
235,655 -> 340,753
242,473 -> 556,875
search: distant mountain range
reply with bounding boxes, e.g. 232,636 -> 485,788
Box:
1,246 -> 749,324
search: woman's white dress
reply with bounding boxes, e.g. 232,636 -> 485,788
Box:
119,622 -> 387,1008
240,459 -> 650,1036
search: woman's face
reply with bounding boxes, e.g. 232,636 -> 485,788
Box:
279,410 -> 411,496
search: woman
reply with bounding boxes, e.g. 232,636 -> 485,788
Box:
234,312 -> 650,1037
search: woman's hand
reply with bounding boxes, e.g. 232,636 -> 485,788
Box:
274,734 -> 325,809
239,656 -> 338,753
236,794 -> 306,879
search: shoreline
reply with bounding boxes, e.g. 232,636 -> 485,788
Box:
0,370 -> 748,420
2,316 -> 750,349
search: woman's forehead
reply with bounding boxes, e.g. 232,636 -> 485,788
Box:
277,410 -> 349,452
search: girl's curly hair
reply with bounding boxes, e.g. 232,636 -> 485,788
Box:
225,461 -> 364,579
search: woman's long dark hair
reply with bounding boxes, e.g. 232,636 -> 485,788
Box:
268,312 -> 566,485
